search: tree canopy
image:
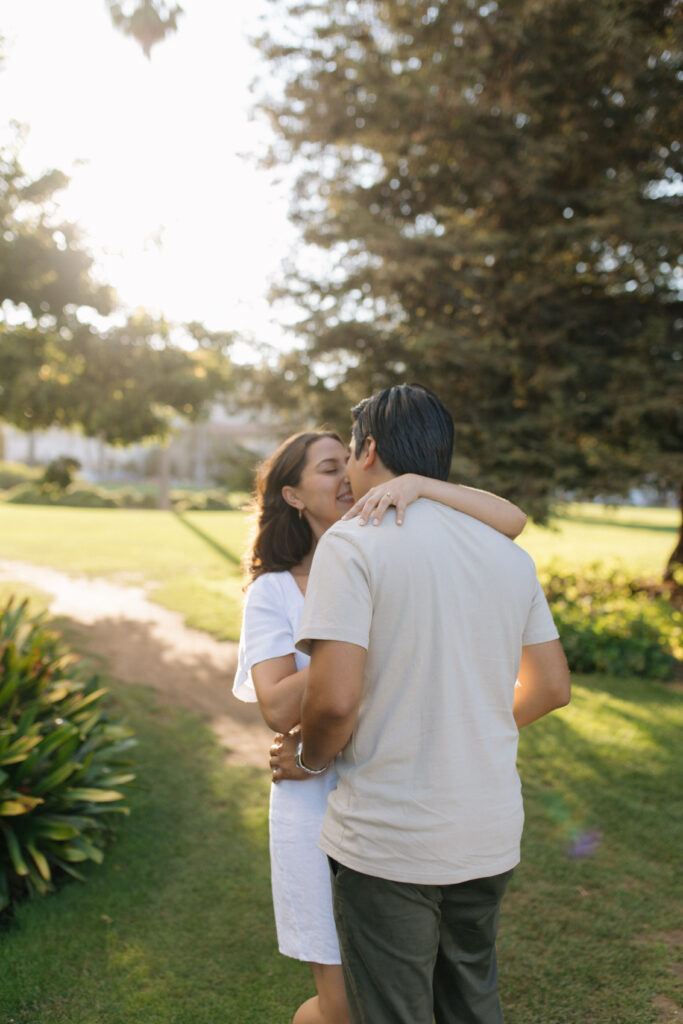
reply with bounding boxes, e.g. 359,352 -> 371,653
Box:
254,0 -> 683,564
105,0 -> 183,57
0,312 -> 226,444
0,130 -> 232,453
0,131 -> 113,320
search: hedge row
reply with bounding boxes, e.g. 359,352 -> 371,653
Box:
543,565 -> 682,681
2,482 -> 235,511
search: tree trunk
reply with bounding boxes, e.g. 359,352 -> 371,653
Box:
26,431 -> 36,465
96,435 -> 107,480
157,441 -> 170,511
195,422 -> 207,485
664,483 -> 683,586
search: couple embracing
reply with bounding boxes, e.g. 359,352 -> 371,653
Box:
234,383 -> 571,1024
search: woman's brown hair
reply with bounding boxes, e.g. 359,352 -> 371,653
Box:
244,430 -> 343,584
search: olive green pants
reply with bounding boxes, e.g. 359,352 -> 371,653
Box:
329,860 -> 513,1024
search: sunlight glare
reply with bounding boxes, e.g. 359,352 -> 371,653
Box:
0,0 -> 295,348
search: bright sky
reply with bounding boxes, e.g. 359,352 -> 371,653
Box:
0,0 -> 296,359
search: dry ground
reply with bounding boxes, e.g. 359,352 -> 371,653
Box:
0,559 -> 273,769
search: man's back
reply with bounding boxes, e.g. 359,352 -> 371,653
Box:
299,498 -> 558,884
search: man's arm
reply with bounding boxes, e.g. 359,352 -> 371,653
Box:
299,639 -> 367,770
514,638 -> 571,729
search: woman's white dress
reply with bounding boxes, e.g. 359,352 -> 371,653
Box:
233,570 -> 341,964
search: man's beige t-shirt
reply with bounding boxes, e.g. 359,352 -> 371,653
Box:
296,498 -> 559,885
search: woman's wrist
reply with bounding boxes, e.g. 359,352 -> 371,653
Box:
416,474 -> 447,502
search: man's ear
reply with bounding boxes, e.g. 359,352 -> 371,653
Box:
362,437 -> 378,469
281,485 -> 302,511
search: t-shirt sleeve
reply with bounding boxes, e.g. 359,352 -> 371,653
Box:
296,529 -> 372,655
522,577 -> 560,646
232,575 -> 297,702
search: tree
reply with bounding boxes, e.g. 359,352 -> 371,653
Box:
105,0 -> 183,57
0,309 -> 230,438
0,130 -> 113,320
0,35 -> 237,504
0,309 -> 233,507
254,0 -> 683,579
0,130 -> 234,497
0,128 -> 114,439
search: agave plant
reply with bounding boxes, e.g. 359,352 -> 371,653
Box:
0,598 -> 136,911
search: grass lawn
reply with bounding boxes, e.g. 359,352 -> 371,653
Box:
0,501 -> 678,641
518,503 -> 679,577
0,517 -> 681,1021
0,504 -> 250,640
0,646 -> 680,1023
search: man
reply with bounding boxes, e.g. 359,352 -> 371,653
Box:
295,383 -> 571,1024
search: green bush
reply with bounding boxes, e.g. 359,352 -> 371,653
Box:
0,599 -> 136,912
0,462 -> 42,490
114,487 -> 158,509
542,565 -> 682,680
2,483 -> 55,506
2,483 -> 119,507
41,457 -> 81,490
212,443 -> 259,493
171,489 -> 233,512
1,481 -> 233,510
52,486 -> 120,508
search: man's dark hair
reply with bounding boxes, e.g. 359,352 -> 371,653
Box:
351,383 -> 454,480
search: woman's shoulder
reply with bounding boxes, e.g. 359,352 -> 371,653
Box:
245,570 -> 299,609
247,570 -> 292,594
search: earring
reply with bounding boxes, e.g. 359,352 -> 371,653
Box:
298,508 -> 303,520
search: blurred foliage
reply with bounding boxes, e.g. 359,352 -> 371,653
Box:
0,461 -> 41,490
1,481 -> 235,512
0,129 -> 114,320
0,304 -> 234,445
170,489 -> 234,512
0,599 -> 135,912
211,440 -> 264,494
2,483 -> 120,509
105,0 -> 183,58
41,457 -> 80,491
542,565 -> 682,680
253,0 -> 682,563
0,118 -> 238,454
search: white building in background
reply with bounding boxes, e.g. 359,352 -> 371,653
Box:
0,404 -> 284,485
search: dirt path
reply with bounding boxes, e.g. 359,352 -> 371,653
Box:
0,559 -> 273,769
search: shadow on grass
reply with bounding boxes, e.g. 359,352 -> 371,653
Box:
173,510 -> 242,567
500,674 -> 683,1022
561,511 -> 677,534
2,634 -> 681,1024
0,683 -> 310,1024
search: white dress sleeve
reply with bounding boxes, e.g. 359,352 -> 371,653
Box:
233,574 -> 301,703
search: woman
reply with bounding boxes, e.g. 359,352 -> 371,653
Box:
233,430 -> 526,1024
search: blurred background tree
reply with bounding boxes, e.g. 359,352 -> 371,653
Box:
0,128 -> 113,320
253,0 -> 683,578
0,129 -> 231,436
0,117 -> 234,508
105,0 -> 183,57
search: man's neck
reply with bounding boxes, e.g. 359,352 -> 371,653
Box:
359,470 -> 395,499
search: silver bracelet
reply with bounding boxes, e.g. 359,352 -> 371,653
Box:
294,741 -> 329,775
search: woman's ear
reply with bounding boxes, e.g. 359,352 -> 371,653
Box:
281,485 -> 302,511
